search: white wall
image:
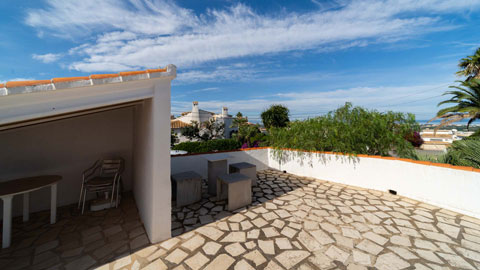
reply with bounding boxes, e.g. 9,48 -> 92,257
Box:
268,148 -> 480,219
0,107 -> 134,218
133,80 -> 172,243
171,148 -> 269,178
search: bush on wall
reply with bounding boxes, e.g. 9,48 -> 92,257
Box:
268,103 -> 420,158
172,139 -> 242,153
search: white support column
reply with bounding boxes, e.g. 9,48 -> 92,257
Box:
23,193 -> 29,222
50,184 -> 57,224
146,80 -> 172,243
2,195 -> 13,249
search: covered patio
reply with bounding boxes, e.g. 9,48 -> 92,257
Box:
1,169 -> 479,269
0,66 -> 176,252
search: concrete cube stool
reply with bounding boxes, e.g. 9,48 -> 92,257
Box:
217,173 -> 252,211
171,171 -> 202,207
229,162 -> 257,186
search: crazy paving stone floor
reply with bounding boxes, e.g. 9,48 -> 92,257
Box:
2,169 -> 480,270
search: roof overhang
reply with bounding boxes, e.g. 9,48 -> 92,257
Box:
0,65 -> 176,130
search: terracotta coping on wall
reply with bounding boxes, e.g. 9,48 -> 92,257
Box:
170,146 -> 480,173
52,77 -> 90,83
0,83 -> 4,88
90,74 -> 120,79
6,80 -> 51,88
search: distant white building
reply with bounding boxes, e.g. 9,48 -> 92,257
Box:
171,101 -> 236,142
419,129 -> 473,151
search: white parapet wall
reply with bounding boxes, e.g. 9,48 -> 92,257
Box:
171,148 -> 270,178
267,148 -> 480,219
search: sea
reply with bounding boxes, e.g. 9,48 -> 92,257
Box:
417,119 -> 479,126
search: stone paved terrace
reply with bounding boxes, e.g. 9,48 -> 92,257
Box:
2,169 -> 480,269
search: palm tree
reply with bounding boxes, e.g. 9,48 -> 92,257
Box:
431,79 -> 480,129
456,47 -> 480,81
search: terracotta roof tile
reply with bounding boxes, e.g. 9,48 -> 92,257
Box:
119,70 -> 148,76
0,65 -> 175,97
90,74 -> 119,79
6,80 -> 51,88
171,120 -> 191,129
52,77 -> 90,83
147,68 -> 167,73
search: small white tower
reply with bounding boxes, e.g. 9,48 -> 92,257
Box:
191,101 -> 200,123
222,107 -> 228,118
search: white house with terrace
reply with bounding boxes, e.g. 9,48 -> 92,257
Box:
171,101 -> 236,142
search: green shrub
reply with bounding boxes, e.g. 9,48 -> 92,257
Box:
444,138 -> 480,168
415,153 -> 448,164
172,139 -> 242,153
268,103 -> 419,158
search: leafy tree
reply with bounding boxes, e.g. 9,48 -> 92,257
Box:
261,104 -> 290,129
181,121 -> 201,140
235,124 -> 263,148
230,111 -> 265,147
231,112 -> 248,128
457,47 -> 480,81
432,79 -> 480,129
268,103 -> 419,158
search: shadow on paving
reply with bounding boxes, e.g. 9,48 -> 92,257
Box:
0,192 -> 151,270
171,168 -> 312,237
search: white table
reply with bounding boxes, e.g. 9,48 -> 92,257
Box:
170,150 -> 188,155
203,154 -> 231,195
0,175 -> 61,248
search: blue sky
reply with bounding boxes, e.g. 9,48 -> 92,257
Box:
1,0 -> 479,122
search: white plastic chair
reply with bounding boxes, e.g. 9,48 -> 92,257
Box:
78,158 -> 124,214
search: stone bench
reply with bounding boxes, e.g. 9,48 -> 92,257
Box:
171,171 -> 202,207
229,162 -> 257,186
217,173 -> 252,211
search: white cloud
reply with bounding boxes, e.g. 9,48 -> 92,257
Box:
191,87 -> 220,93
26,0 -> 480,75
175,65 -> 257,84
25,0 -> 196,38
32,53 -> 62,63
0,77 -> 36,84
172,82 -> 452,120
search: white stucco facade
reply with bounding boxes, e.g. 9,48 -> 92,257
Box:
0,65 -> 176,243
